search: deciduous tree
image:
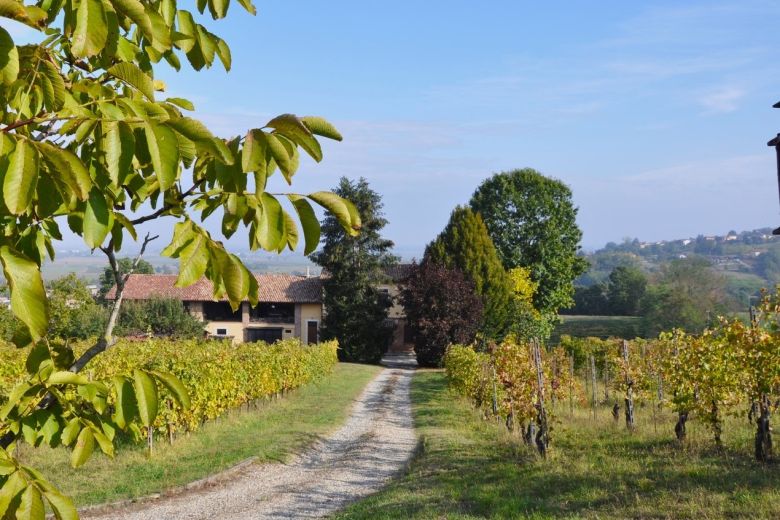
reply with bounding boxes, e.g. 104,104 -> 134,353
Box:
469,168 -> 587,313
402,261 -> 483,366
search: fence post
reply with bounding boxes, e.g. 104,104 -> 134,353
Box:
622,340 -> 635,431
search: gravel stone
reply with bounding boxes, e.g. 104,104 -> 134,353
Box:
86,367 -> 416,520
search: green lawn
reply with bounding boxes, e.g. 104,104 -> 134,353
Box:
551,315 -> 645,343
14,362 -> 381,506
337,370 -> 780,520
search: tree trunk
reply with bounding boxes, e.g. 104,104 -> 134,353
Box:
590,355 -> 597,420
755,395 -> 773,462
711,399 -> 723,449
569,356 -> 574,417
622,340 -> 634,431
675,411 -> 688,441
532,339 -> 549,458
523,422 -> 536,447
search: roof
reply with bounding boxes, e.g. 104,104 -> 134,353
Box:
382,264 -> 414,283
107,274 -> 322,303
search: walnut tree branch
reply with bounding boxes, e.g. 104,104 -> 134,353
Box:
70,232 -> 158,373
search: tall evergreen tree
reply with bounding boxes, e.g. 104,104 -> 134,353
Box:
311,177 -> 398,362
425,206 -> 512,339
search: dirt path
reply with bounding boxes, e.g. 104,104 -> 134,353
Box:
86,367 -> 416,520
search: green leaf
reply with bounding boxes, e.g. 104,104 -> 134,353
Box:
283,211 -> 298,252
175,232 -> 208,287
108,62 -> 155,101
47,371 -> 89,385
144,122 -> 180,191
71,0 -> 108,58
264,132 -> 292,180
60,418 -> 80,446
308,192 -> 361,236
236,0 -> 255,15
39,412 -> 61,446
40,60 -> 65,109
92,428 -> 114,457
215,37 -> 230,70
288,196 -> 320,255
132,369 -> 158,427
151,371 -> 191,409
167,117 -> 231,163
300,116 -> 343,141
36,143 -> 92,201
267,114 -> 322,162
146,7 -> 172,53
0,26 -> 18,86
112,377 -> 137,429
0,471 -> 26,518
4,139 -> 39,215
83,188 -> 114,249
257,193 -> 284,251
166,97 -> 194,110
43,489 -> 78,520
0,246 -> 48,341
110,0 -> 153,41
16,484 -> 45,520
207,0 -> 228,19
70,426 -> 95,467
103,121 -> 135,186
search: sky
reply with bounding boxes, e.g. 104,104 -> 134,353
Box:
5,1 -> 780,257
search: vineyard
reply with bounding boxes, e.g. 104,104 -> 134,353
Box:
444,290 -> 780,462
0,338 -> 338,449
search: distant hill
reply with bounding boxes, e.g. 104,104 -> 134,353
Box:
577,227 -> 780,307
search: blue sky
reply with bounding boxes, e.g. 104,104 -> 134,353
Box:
6,1 -> 780,256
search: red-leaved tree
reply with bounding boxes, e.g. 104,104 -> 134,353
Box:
402,261 -> 483,366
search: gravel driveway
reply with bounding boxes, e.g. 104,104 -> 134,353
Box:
86,367 -> 416,520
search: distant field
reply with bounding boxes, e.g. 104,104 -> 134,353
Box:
551,315 -> 645,344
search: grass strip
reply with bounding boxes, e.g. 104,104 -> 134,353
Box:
15,362 -> 381,506
336,369 -> 780,519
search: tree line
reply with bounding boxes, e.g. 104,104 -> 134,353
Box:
314,168 -> 586,366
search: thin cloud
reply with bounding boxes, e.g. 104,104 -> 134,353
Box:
698,86 -> 746,113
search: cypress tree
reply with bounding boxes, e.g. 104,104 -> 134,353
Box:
424,206 -> 512,339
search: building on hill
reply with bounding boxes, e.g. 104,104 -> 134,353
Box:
107,274 -> 322,344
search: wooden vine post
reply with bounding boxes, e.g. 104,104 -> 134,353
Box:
622,340 -> 635,431
532,339 -> 549,458
589,355 -> 597,420
569,355 -> 575,417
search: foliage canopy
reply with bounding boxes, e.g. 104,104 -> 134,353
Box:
470,168 -> 587,313
0,0 -> 359,516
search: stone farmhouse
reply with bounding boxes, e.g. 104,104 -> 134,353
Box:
109,265 -> 417,353
108,273 -> 323,344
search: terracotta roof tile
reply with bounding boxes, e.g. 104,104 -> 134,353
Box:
107,274 -> 322,303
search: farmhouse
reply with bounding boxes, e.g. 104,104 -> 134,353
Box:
108,273 -> 322,344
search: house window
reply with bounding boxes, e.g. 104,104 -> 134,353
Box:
203,302 -> 242,321
250,302 -> 295,323
216,328 -> 227,336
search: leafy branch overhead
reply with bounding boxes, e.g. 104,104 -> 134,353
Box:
0,0 -> 358,516
0,0 -> 360,342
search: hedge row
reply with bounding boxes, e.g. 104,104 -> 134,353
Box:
0,338 -> 339,435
